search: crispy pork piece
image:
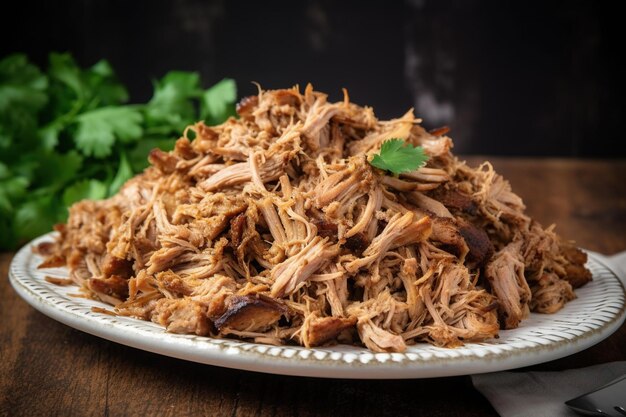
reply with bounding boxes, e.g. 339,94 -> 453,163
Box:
214,295 -> 286,332
301,314 -> 357,347
151,298 -> 211,336
88,275 -> 129,303
559,243 -> 592,288
101,254 -> 134,278
458,220 -> 494,268
313,220 -> 338,241
236,95 -> 259,119
149,148 -> 179,174
430,187 -> 478,216
429,217 -> 469,261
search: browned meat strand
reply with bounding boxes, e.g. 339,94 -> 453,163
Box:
485,241 -> 531,329
38,84 -> 591,352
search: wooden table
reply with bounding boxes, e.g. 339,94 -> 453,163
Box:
2,158 -> 625,417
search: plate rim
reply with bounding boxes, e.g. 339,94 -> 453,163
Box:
8,232 -> 626,379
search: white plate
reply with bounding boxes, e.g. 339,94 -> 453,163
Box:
9,233 -> 626,379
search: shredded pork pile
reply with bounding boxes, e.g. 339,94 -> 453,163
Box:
38,85 -> 592,352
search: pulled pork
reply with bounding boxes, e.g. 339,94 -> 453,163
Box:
38,85 -> 590,352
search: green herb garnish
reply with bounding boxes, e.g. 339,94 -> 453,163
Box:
369,138 -> 429,175
0,53 -> 237,250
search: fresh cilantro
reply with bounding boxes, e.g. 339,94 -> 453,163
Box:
0,54 -> 48,112
38,123 -> 62,150
34,150 -> 83,188
48,52 -> 84,98
145,71 -> 200,133
87,60 -> 129,106
13,196 -> 64,244
369,138 -> 429,175
0,54 -> 48,159
62,179 -> 108,207
0,52 -> 237,250
0,162 -> 9,179
75,106 -> 143,157
201,78 -> 237,125
127,137 -> 176,172
108,151 -> 133,195
0,177 -> 29,213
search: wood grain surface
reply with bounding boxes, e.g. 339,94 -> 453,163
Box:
1,158 -> 625,417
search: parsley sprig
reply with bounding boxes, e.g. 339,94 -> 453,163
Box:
369,138 -> 429,175
0,53 -> 237,250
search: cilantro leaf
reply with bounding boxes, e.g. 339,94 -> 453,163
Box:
48,52 -> 84,98
108,151 -> 133,195
62,179 -> 108,207
201,78 -> 237,125
145,71 -> 200,132
46,54 -> 129,121
33,150 -> 83,188
0,54 -> 48,112
0,162 -> 8,179
0,52 -> 238,250
0,177 -> 29,215
87,60 -> 129,105
369,139 -> 429,175
74,106 -> 143,157
0,55 -> 48,159
0,106 -> 40,155
13,196 -> 63,245
48,53 -> 128,107
38,123 -> 62,150
128,137 -> 176,172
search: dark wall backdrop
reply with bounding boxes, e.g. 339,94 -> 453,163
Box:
1,0 -> 622,157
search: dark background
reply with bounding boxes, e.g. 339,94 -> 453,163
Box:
1,0 -> 623,157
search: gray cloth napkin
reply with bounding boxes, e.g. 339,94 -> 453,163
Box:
598,251 -> 626,284
472,362 -> 626,417
471,251 -> 626,417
